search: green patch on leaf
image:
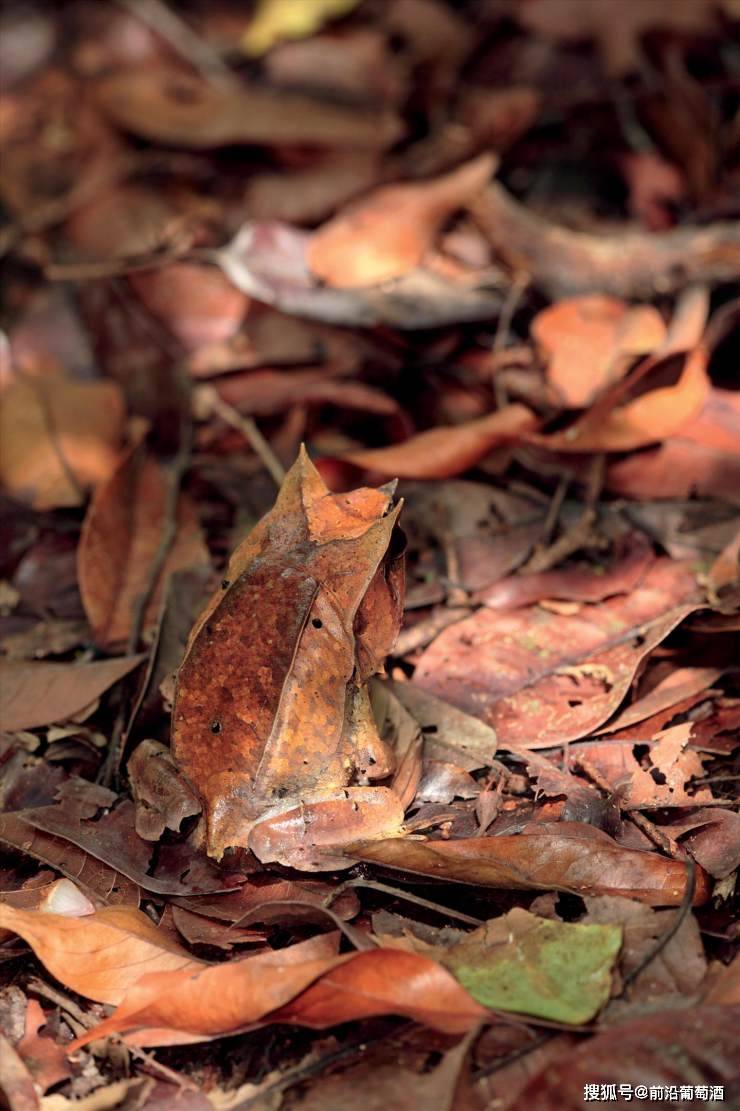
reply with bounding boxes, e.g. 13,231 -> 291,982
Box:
444,908 -> 622,1024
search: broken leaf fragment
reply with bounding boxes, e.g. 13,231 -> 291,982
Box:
444,908 -> 622,1024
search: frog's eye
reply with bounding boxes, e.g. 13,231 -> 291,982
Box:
312,618 -> 323,629
210,720 -> 222,734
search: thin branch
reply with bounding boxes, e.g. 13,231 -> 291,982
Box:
116,0 -> 240,91
621,859 -> 696,991
200,386 -> 286,488
325,878 -> 484,927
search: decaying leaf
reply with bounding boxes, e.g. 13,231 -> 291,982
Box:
443,908 -> 622,1023
0,656 -> 143,732
350,822 -> 709,906
413,558 -> 701,747
173,447 -> 406,866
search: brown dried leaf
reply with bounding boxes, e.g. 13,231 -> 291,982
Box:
0,656 -> 143,732
413,558 -> 701,748
350,822 -> 709,906
78,439 -> 210,648
94,67 -> 402,149
0,813 -> 140,907
0,375 -> 124,510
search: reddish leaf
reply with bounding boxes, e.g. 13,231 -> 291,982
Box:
78,438 -> 209,648
537,344 -> 710,453
517,1007 -> 737,1109
607,387 -> 740,501
599,665 -> 724,734
413,558 -> 701,748
350,822 -> 709,906
475,532 -> 654,610
68,942 -> 485,1048
0,656 -> 143,732
343,404 -> 537,479
573,725 -> 713,809
532,295 -> 665,408
306,154 -> 495,288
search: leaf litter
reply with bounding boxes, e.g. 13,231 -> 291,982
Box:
0,1 -> 738,1106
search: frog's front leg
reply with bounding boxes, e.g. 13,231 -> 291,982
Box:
345,683 -> 395,783
248,786 -> 405,870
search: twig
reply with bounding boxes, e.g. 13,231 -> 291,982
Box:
201,387 -> 286,488
30,979 -> 199,1091
492,272 -> 530,409
230,1024 -> 411,1111
621,859 -> 696,991
325,878 -> 484,927
521,455 -> 606,574
473,1030 -> 553,1081
574,754 -> 683,859
394,605 -> 470,655
116,0 -> 240,91
470,180 -> 740,299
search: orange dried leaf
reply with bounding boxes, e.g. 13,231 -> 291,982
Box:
306,153 -> 495,288
343,404 -> 537,479
0,903 -> 204,1005
0,375 -> 124,509
531,295 -> 666,408
68,942 -> 484,1048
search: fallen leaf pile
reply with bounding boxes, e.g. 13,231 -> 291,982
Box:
0,0 -> 738,1106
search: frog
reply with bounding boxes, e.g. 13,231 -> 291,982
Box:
171,448 -> 412,870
